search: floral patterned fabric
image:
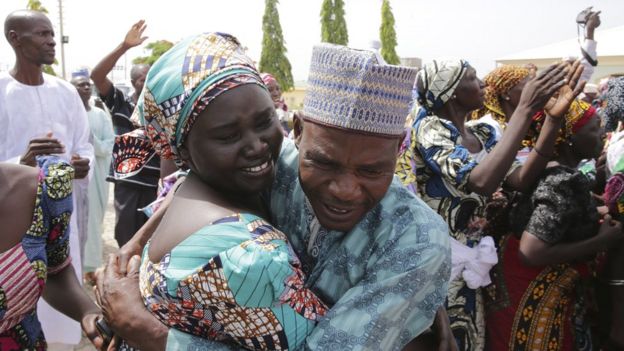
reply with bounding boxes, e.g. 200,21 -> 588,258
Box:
140,213 -> 328,350
0,156 -> 73,350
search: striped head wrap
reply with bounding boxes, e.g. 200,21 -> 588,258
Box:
521,99 -> 597,149
471,65 -> 531,126
416,60 -> 469,114
112,32 -> 265,178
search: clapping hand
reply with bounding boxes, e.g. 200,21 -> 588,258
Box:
544,60 -> 586,118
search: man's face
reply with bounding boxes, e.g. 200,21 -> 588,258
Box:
131,66 -> 149,96
71,76 -> 92,105
297,120 -> 400,231
12,16 -> 56,66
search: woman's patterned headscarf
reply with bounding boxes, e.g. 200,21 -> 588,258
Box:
416,60 -> 469,115
471,65 -> 531,126
112,32 -> 265,178
521,99 -> 597,149
604,77 -> 624,132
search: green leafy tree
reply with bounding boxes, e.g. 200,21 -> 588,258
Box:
26,0 -> 57,75
259,0 -> 294,91
132,40 -> 174,66
320,0 -> 333,43
332,0 -> 348,45
27,0 -> 48,13
320,0 -> 348,45
380,0 -> 400,64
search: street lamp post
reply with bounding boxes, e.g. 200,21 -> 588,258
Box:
58,0 -> 67,79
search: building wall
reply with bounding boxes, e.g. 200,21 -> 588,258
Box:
283,87 -> 306,111
496,56 -> 624,83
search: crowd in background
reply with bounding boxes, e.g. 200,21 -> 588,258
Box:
1,6 -> 624,351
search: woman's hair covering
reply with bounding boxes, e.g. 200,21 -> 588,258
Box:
260,72 -> 278,86
604,77 -> 624,132
415,60 -> 469,115
112,32 -> 265,178
521,99 -> 597,149
471,65 -> 530,126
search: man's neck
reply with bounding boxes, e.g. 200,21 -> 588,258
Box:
10,61 -> 45,86
83,101 -> 91,111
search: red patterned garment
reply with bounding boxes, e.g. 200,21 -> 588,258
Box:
0,156 -> 73,350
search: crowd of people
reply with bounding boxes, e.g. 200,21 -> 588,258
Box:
0,6 -> 623,351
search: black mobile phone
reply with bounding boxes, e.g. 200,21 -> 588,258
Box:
95,317 -> 114,346
576,7 -> 592,24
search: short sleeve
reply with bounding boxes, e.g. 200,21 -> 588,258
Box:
37,156 -> 74,274
520,167 -> 598,244
414,116 -> 482,194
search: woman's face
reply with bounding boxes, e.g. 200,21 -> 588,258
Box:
570,116 -> 604,160
180,84 -> 283,196
506,75 -> 531,110
454,66 -> 485,111
266,80 -> 282,103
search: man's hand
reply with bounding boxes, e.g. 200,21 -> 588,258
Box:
19,132 -> 65,166
81,312 -> 105,350
94,254 -> 168,350
586,11 -> 601,31
71,154 -> 90,179
123,20 -> 148,50
94,254 -> 141,335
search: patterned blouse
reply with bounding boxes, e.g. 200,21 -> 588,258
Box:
508,165 -> 600,243
0,156 -> 73,350
140,213 -> 328,350
404,114 -> 520,244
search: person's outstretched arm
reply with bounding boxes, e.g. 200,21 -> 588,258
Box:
580,10 -> 600,83
91,20 -> 148,97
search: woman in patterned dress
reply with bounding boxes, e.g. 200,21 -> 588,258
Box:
0,157 -> 102,350
103,32 -> 328,351
397,60 -> 586,350
484,101 -> 624,350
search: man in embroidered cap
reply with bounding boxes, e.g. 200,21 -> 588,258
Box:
100,42 -> 451,351
268,43 -> 451,350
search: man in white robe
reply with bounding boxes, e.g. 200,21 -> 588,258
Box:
71,75 -> 115,277
0,10 -> 93,348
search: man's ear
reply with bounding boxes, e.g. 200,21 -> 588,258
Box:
293,111 -> 304,147
7,30 -> 19,47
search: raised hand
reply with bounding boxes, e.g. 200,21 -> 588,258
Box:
544,60 -> 586,118
586,10 -> 601,31
517,62 -> 569,115
123,20 -> 148,49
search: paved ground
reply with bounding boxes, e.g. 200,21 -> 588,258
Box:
75,185 -> 119,351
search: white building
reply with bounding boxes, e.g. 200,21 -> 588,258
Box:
496,25 -> 624,83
